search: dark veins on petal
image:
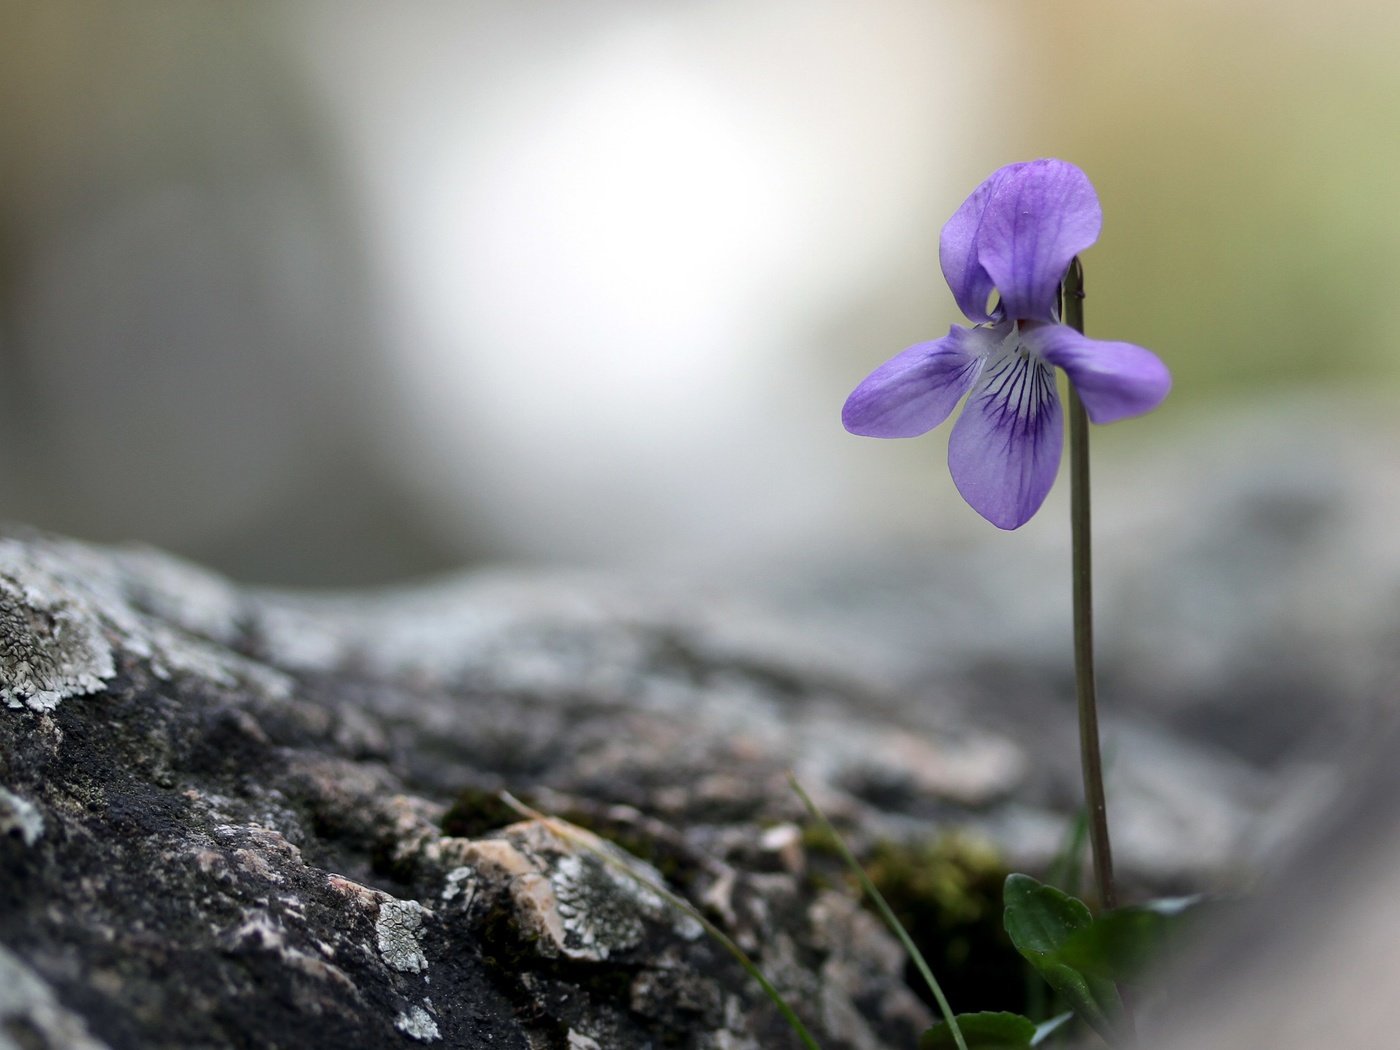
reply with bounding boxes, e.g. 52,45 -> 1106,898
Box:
976,353 -> 1056,454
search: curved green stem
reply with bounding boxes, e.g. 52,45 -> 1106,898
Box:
789,774 -> 968,1050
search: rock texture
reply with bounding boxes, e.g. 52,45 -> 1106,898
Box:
0,402 -> 1392,1050
0,532 -> 938,1049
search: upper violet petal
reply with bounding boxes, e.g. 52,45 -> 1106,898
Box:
975,159 -> 1102,323
947,348 -> 1063,528
842,325 -> 992,438
1025,324 -> 1171,423
939,163 -> 1024,323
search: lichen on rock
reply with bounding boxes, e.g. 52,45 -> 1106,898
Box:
393,1004 -> 440,1042
375,899 -> 430,974
0,536 -> 293,711
461,820 -> 702,963
0,786 -> 44,845
0,545 -> 113,711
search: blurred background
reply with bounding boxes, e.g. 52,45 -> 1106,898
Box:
1,0 -> 1397,586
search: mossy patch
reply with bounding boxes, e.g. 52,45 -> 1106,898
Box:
831,832 -> 1028,1016
440,787 -> 526,839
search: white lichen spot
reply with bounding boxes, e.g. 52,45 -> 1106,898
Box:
0,537 -> 297,712
566,1031 -> 602,1050
376,899 -> 429,973
548,851 -> 647,957
394,1004 -> 440,1042
440,865 -> 475,902
462,821 -> 700,963
0,787 -> 43,845
0,560 -> 113,711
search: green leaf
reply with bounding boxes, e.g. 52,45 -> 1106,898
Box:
920,1012 -> 1037,1050
1057,895 -> 1207,981
1002,873 -> 1094,953
1002,874 -> 1123,1042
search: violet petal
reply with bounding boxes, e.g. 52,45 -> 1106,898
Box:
1026,324 -> 1171,423
939,163 -> 1020,323
841,325 -> 992,438
947,348 -> 1063,528
975,159 -> 1102,324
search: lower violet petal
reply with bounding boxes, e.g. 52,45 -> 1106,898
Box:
1025,325 -> 1171,424
842,326 -> 987,438
947,350 -> 1063,529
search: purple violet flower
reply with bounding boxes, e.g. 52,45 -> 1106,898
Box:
842,158 -> 1170,529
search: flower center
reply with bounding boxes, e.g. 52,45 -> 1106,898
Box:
1002,320 -> 1037,362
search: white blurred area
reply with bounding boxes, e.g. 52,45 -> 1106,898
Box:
0,2 -> 1024,583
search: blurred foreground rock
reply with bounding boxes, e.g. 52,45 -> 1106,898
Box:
0,533 -> 932,1049
0,414 -> 1393,1050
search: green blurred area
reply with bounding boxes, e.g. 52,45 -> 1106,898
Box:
974,1 -> 1400,403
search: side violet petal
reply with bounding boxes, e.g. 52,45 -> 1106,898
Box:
1026,324 -> 1171,424
947,349 -> 1063,529
842,326 -> 989,438
975,158 -> 1102,324
939,163 -> 1025,323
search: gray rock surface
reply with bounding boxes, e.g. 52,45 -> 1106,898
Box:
0,404 -> 1391,1050
0,531 -> 944,1049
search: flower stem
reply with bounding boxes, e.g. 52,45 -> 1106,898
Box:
1061,258 -> 1118,914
